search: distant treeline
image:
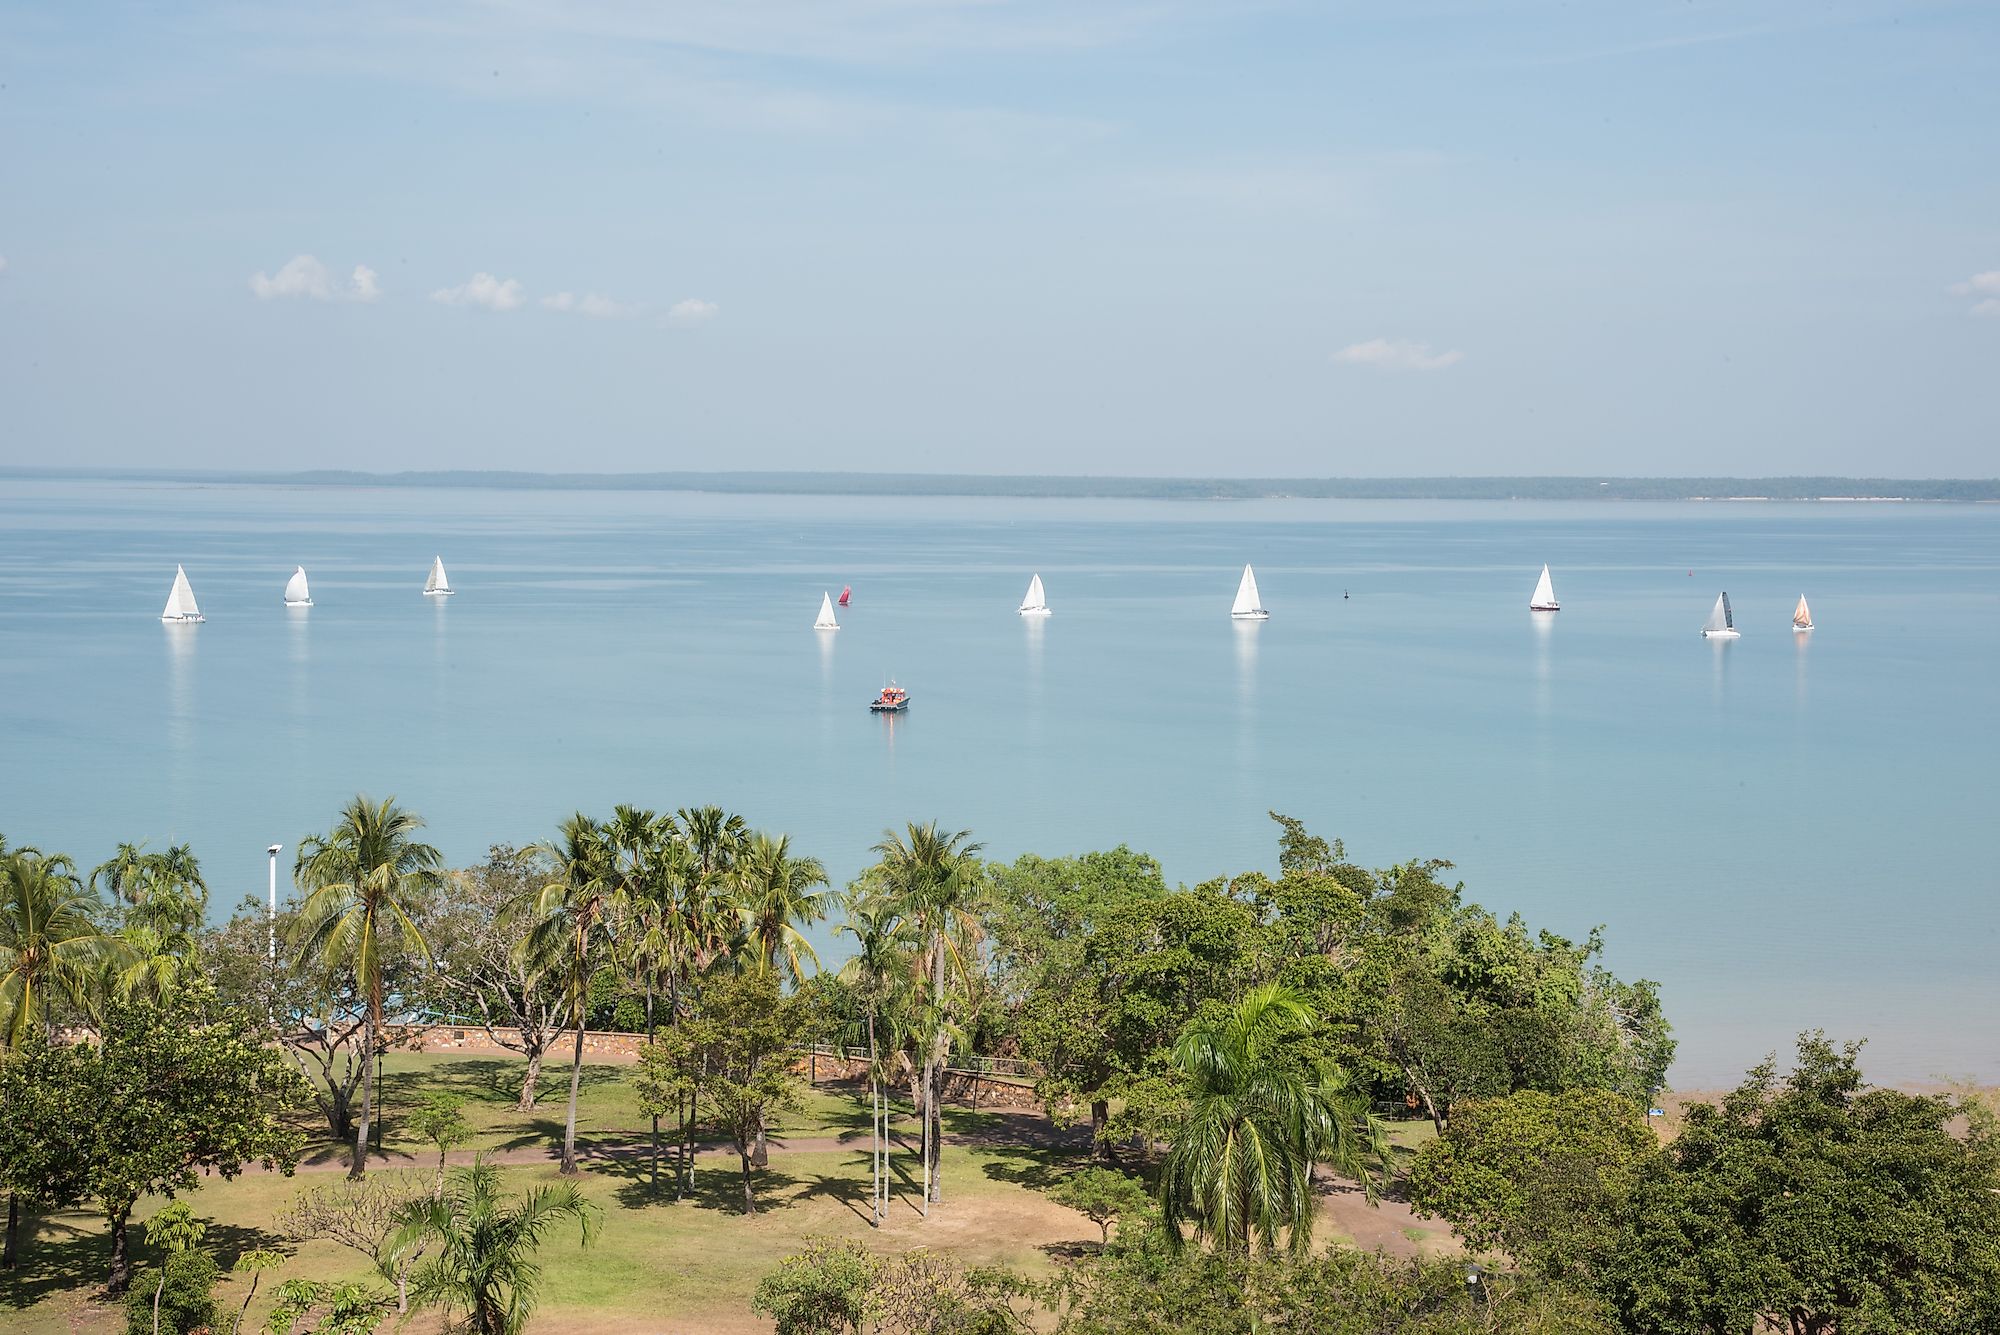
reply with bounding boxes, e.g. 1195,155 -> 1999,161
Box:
10,467 -> 2000,502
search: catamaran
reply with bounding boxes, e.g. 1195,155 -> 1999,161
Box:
1701,592 -> 1740,640
1018,573 -> 1051,617
814,592 -> 840,631
1792,595 -> 1813,633
1231,565 -> 1269,621
284,566 -> 313,607
838,586 -> 851,608
160,565 -> 204,623
423,557 -> 454,597
1530,564 -> 1560,612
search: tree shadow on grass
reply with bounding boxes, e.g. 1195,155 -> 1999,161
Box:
977,1144 -> 1086,1193
0,1214 -> 291,1311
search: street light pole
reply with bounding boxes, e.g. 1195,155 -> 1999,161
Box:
266,844 -> 282,959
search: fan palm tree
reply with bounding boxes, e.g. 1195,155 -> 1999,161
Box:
518,814 -> 619,1175
389,1157 -> 598,1335
0,851 -> 123,1047
1159,983 -> 1386,1256
735,833 -> 829,985
289,795 -> 444,1179
869,821 -> 983,1210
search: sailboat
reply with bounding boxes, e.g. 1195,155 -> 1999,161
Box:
1701,592 -> 1740,640
423,556 -> 454,597
1018,573 -> 1051,618
1231,564 -> 1269,621
283,567 -> 313,607
838,586 -> 851,608
814,592 -> 840,631
160,565 -> 204,623
1529,564 -> 1560,612
1792,595 -> 1813,633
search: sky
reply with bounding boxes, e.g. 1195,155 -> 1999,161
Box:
0,0 -> 1995,477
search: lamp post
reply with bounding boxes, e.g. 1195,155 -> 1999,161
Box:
266,844 -> 282,960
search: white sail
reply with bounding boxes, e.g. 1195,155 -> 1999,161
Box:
1701,591 -> 1739,638
1231,564 -> 1268,620
1530,564 -> 1559,611
424,556 -> 453,596
160,565 -> 203,622
284,567 -> 312,606
1018,573 -> 1050,616
1793,595 -> 1812,630
814,592 -> 839,630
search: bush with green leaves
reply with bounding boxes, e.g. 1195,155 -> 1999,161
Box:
1047,1168 -> 1153,1244
123,1249 -> 217,1335
751,1236 -> 875,1335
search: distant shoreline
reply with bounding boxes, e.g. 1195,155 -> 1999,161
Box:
5,467 -> 1998,503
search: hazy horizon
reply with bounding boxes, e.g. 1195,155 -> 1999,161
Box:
2,1 -> 1995,476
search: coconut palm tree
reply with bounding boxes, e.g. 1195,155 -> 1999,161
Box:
289,795 -> 444,1179
869,821 -> 984,1210
390,1157 -> 598,1335
518,814 -> 619,1176
839,889 -> 915,1227
735,833 -> 829,985
0,850 -> 125,1267
1159,983 -> 1385,1256
603,805 -> 687,1192
0,851 -> 123,1046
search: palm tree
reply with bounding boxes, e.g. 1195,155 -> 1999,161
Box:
289,795 -> 443,1179
390,1157 -> 598,1335
736,833 -> 829,985
0,851 -> 123,1046
1159,983 -> 1385,1255
0,851 -> 124,1269
839,888 -> 914,1227
518,814 -> 618,1176
869,822 -> 983,1211
603,805 -> 685,1192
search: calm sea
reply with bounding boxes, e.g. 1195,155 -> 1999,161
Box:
1,479 -> 1994,1087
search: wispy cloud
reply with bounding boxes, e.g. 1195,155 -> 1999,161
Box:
664,298 -> 720,325
249,255 -> 382,302
1949,270 -> 2000,317
431,272 -> 525,311
542,290 -> 632,318
1332,338 -> 1463,372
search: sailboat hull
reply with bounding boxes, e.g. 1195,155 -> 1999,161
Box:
1701,628 -> 1740,640
423,588 -> 454,597
1018,607 -> 1051,618
1231,610 -> 1269,621
285,599 -> 313,607
1530,602 -> 1560,612
1794,624 -> 1812,633
160,614 -> 204,624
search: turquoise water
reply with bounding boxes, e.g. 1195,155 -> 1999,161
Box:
2,479 -> 1995,1086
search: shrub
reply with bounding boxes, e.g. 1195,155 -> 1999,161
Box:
124,1249 -> 218,1335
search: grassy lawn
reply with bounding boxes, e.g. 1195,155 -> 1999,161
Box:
1,1052 -> 1098,1335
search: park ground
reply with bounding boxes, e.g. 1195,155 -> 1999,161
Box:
0,1050 -> 1456,1335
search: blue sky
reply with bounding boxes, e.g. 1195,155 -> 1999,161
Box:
1,1 -> 1995,476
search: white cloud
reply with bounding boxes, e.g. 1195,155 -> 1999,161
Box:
1331,338 -> 1463,372
541,290 -> 630,318
431,272 -> 524,311
665,297 -> 719,324
250,254 -> 381,302
1949,270 -> 2000,317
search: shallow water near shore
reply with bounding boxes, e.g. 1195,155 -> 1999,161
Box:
2,479 -> 1994,1087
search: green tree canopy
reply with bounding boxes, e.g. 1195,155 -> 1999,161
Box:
1606,1034 -> 2000,1335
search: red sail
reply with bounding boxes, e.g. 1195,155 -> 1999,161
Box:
838,586 -> 851,606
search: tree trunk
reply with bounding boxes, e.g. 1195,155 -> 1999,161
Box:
233,1270 -> 263,1335
752,1109 -> 769,1168
153,1269 -> 165,1335
645,987 -> 660,1194
351,1007 -> 375,1180
4,1192 -> 17,1269
738,1147 -> 758,1215
1091,1099 -> 1115,1163
517,1045 -> 543,1113
106,1204 -> 133,1294
561,1018 -> 585,1174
